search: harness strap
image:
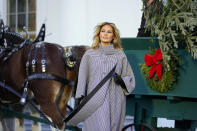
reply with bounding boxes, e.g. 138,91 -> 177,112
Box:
24,73 -> 75,87
33,44 -> 39,60
64,65 -> 116,123
0,73 -> 73,129
41,44 -> 46,72
0,81 -> 57,128
0,81 -> 22,98
26,44 -> 34,76
31,44 -> 39,72
41,43 -> 45,59
0,48 -> 5,55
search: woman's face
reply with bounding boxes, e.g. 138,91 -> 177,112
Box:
99,24 -> 114,44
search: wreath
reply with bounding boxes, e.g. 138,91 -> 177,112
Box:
139,0 -> 197,92
140,48 -> 179,92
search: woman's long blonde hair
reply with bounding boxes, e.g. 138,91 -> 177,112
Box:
92,22 -> 122,49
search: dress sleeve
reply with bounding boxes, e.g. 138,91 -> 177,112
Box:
75,52 -> 89,98
120,55 -> 136,95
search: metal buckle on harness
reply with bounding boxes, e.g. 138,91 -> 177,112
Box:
41,59 -> 46,72
32,59 -> 36,72
20,82 -> 28,105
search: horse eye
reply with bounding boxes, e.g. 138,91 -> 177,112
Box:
65,52 -> 70,57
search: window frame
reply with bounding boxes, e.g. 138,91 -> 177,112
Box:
6,0 -> 36,39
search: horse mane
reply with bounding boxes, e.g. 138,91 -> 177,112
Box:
4,31 -> 26,42
1,30 -> 30,61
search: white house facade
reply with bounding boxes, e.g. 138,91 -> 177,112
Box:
0,0 -> 142,46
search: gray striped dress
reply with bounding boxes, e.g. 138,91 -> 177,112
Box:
75,44 -> 135,131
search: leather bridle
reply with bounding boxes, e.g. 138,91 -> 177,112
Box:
0,34 -> 77,129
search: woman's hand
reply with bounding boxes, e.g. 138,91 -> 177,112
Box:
114,73 -> 129,93
114,73 -> 122,85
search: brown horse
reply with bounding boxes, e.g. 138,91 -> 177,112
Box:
0,23 -> 88,129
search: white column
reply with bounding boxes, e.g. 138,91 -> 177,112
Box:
2,118 -> 17,131
15,118 -> 25,131
59,0 -> 88,46
87,0 -> 143,44
0,121 -> 3,131
36,0 -> 143,46
0,0 -> 7,23
32,112 -> 41,131
0,0 -> 3,19
37,0 -> 61,44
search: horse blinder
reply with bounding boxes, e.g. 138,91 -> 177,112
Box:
64,47 -> 77,70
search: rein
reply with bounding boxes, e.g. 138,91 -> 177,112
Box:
0,80 -> 57,128
64,65 -> 116,125
0,73 -> 75,129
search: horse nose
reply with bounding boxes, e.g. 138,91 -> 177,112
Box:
69,55 -> 76,61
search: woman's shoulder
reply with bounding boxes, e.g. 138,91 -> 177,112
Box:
83,48 -> 97,57
115,49 -> 126,57
84,48 -> 97,54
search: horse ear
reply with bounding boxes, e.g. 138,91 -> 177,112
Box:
0,19 -> 4,28
0,19 -> 4,39
33,23 -> 45,43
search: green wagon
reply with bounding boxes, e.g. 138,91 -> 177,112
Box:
123,37 -> 197,131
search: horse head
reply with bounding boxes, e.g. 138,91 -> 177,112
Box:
23,43 -> 88,129
0,22 -> 89,129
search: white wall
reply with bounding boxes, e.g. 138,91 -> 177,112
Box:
86,0 -> 142,44
0,0 -> 7,23
59,0 -> 88,46
1,0 -> 143,46
0,0 -> 2,19
37,0 -> 62,44
37,0 -> 143,46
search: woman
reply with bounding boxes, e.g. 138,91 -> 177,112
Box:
75,22 -> 135,131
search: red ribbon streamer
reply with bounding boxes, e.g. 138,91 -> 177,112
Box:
144,49 -> 163,80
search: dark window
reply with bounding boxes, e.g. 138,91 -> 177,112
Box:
7,0 -> 36,40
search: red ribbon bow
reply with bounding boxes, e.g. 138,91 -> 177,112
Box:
144,49 -> 163,80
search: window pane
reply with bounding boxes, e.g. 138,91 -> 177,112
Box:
8,15 -> 16,30
8,0 -> 16,13
18,0 -> 26,13
28,13 -> 36,31
18,14 -> 26,32
29,0 -> 36,12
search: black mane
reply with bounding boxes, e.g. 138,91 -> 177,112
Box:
4,31 -> 26,47
0,27 -> 30,61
